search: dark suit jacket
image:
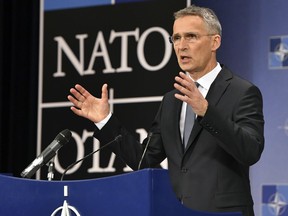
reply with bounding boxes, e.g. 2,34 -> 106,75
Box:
94,65 -> 264,216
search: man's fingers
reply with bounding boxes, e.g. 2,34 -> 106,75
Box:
75,84 -> 91,99
69,88 -> 84,102
174,82 -> 191,97
67,95 -> 80,108
174,93 -> 189,103
101,83 -> 109,101
70,106 -> 83,117
175,73 -> 194,90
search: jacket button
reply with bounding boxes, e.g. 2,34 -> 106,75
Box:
181,168 -> 188,173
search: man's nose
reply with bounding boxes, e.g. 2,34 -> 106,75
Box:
178,38 -> 189,49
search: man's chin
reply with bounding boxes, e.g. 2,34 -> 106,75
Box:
179,65 -> 193,73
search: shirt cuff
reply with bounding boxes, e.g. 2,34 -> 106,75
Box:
95,112 -> 112,130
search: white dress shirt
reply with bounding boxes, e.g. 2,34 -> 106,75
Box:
179,63 -> 222,141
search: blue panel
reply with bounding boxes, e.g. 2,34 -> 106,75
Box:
116,0 -> 150,2
44,0 -> 150,11
262,185 -> 277,203
44,0 -> 111,11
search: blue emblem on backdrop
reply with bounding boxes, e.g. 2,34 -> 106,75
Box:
262,185 -> 288,216
269,36 -> 288,69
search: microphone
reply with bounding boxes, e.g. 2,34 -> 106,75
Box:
137,132 -> 153,170
60,134 -> 122,181
21,129 -> 72,179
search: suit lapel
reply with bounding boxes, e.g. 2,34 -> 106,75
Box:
205,68 -> 232,107
184,67 -> 232,152
171,92 -> 186,156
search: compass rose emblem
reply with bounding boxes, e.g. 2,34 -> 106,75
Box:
51,186 -> 81,216
268,192 -> 287,216
269,36 -> 288,69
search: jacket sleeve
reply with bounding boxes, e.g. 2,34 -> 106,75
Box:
93,113 -> 166,170
199,85 -> 265,166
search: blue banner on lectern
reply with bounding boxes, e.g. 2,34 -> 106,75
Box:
0,169 -> 243,216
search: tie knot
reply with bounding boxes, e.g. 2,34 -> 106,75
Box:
195,82 -> 200,88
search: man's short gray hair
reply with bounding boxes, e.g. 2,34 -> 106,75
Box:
174,5 -> 222,36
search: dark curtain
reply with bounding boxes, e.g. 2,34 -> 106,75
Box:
0,0 -> 39,177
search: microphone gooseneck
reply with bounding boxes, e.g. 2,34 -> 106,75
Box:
60,134 -> 122,181
137,132 -> 153,170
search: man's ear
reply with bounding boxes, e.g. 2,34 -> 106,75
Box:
211,34 -> 221,51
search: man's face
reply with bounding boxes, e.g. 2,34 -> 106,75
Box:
172,15 -> 220,77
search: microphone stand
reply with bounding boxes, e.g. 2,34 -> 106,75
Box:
47,157 -> 55,181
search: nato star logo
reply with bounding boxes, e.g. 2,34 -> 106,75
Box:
269,35 -> 288,69
262,185 -> 288,216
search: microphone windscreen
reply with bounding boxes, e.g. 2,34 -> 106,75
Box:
57,129 -> 72,143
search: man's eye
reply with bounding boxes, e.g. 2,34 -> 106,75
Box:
173,36 -> 181,41
186,33 -> 197,40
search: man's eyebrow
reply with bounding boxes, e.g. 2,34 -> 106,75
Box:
173,32 -> 198,35
184,32 -> 198,34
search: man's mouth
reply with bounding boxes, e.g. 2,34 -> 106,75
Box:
180,55 -> 191,63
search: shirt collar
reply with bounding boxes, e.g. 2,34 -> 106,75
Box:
196,62 -> 222,91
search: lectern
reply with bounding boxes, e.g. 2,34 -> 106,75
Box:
0,169 -> 242,216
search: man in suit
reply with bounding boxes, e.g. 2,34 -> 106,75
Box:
68,5 -> 264,216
